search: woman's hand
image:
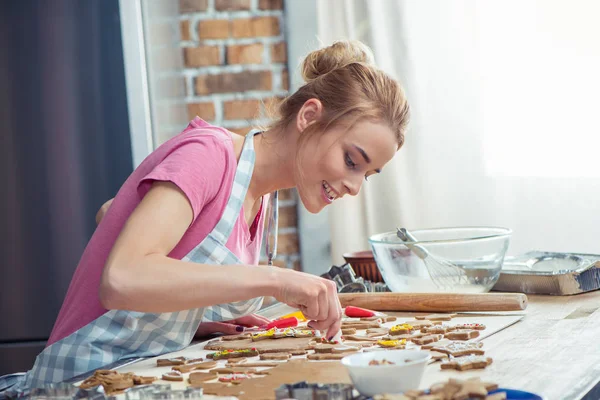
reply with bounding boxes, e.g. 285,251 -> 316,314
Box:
194,314 -> 272,338
269,268 -> 342,340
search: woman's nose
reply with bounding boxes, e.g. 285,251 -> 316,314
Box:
344,176 -> 363,196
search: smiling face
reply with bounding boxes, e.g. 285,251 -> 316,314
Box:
295,118 -> 398,213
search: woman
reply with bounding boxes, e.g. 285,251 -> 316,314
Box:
17,40 -> 410,391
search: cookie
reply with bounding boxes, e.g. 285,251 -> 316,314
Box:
307,353 -> 352,360
429,351 -> 449,361
343,334 -> 378,342
389,323 -> 414,336
341,328 -> 357,335
422,324 -> 458,334
251,329 -> 275,341
212,367 -> 257,374
454,323 -> 486,331
132,376 -> 156,385
207,348 -> 258,360
377,339 -> 406,349
331,345 -> 360,354
290,349 -> 308,356
412,334 -> 443,345
156,357 -> 187,366
161,371 -> 184,382
431,342 -> 485,357
415,314 -> 456,321
294,329 -> 317,338
172,360 -> 218,373
440,355 -> 493,371
445,330 -> 480,341
259,347 -> 299,354
422,339 -> 452,350
451,377 -> 489,399
188,372 -> 217,385
366,328 -> 389,336
403,320 -> 435,329
259,352 -> 291,360
485,393 -> 507,400
314,344 -> 335,353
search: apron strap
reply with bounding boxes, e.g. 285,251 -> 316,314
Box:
209,129 -> 261,244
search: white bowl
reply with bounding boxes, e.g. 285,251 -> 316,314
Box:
341,350 -> 431,396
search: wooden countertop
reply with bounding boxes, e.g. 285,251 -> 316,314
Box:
87,291 -> 600,400
257,291 -> 600,400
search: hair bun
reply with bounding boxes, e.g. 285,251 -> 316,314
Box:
301,40 -> 375,82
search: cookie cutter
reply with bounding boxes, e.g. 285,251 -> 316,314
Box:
275,381 -> 354,400
320,264 -> 389,293
493,251 -> 600,295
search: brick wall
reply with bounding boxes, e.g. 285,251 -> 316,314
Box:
179,0 -> 301,271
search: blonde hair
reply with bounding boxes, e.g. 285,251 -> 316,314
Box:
267,40 -> 410,149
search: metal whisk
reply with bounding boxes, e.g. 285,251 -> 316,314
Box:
396,227 -> 469,289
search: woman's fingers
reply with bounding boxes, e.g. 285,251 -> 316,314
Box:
194,322 -> 244,338
233,313 -> 271,327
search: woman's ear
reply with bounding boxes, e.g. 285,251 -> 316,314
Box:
296,98 -> 323,133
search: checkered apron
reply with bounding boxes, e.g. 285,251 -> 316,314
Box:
14,129 -> 265,392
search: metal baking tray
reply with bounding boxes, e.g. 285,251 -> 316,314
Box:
493,251 -> 600,295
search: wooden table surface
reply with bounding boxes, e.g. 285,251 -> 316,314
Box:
259,291 -> 600,400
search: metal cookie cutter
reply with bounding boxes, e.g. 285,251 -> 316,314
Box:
275,381 -> 354,400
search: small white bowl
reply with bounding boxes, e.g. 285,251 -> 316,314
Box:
341,350 -> 431,396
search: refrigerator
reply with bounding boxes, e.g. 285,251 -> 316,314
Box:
0,0 -> 134,375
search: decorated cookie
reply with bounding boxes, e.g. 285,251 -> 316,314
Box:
454,323 -> 486,331
389,323 -> 414,336
422,324 -> 458,334
331,345 -> 360,354
377,338 -> 407,349
441,355 -> 493,371
207,348 -> 258,360
251,328 -> 276,341
402,320 -> 435,329
307,353 -> 351,360
445,330 -> 480,341
430,341 -> 485,357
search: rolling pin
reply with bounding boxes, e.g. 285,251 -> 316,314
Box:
338,292 -> 527,312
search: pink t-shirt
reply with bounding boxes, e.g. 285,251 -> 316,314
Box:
47,118 -> 267,345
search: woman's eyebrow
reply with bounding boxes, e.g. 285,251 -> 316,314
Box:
353,145 -> 381,173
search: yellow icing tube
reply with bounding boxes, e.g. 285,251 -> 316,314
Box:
279,310 -> 307,322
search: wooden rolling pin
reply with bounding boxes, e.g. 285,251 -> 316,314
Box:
338,292 -> 527,312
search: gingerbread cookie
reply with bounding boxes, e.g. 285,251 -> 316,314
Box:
156,356 -> 187,366
441,355 -> 493,371
222,333 -> 251,341
429,351 -> 449,361
188,372 -> 217,385
430,341 -> 485,357
445,330 -> 480,340
306,352 -> 353,360
172,360 -> 217,373
290,349 -> 308,356
412,334 -> 443,345
389,323 -> 414,336
415,313 -> 456,321
377,339 -> 406,349
314,344 -> 335,353
343,334 -> 378,342
454,323 -> 486,331
259,352 -> 291,360
403,319 -> 435,329
422,324 -> 458,334
208,348 -> 258,360
161,371 -> 184,382
366,328 -> 389,336
228,361 -> 283,367
341,327 -> 357,335
251,329 -> 275,341
331,345 -> 360,354
421,339 -> 452,350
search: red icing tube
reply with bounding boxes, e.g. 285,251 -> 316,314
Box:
344,306 -> 376,318
263,317 -> 298,330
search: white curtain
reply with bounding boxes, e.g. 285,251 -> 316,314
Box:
318,0 -> 600,265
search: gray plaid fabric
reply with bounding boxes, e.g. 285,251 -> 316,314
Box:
14,129 -> 265,391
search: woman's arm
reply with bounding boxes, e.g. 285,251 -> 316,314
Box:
98,181 -> 341,337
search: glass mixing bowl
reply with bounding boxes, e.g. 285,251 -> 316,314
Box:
368,227 -> 512,293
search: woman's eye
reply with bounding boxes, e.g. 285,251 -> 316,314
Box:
345,153 -> 356,169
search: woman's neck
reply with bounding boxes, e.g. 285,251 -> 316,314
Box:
247,127 -> 297,201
